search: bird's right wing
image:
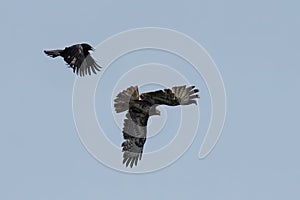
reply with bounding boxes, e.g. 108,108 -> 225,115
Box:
122,112 -> 148,168
114,86 -> 139,113
77,54 -> 101,76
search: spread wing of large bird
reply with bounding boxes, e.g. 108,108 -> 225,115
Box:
114,85 -> 199,167
44,43 -> 101,76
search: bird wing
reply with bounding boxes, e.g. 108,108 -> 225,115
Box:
77,54 -> 101,76
171,85 -> 200,105
122,112 -> 149,168
140,85 -> 199,106
114,86 -> 139,113
62,45 -> 84,69
62,45 -> 101,76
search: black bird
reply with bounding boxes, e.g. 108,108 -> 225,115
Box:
114,85 -> 200,167
44,43 -> 101,76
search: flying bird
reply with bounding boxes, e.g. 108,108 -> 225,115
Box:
44,43 -> 101,76
114,85 -> 200,167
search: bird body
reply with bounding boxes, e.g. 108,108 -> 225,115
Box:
114,85 -> 199,167
44,43 -> 101,76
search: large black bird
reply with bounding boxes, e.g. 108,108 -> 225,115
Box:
114,85 -> 200,167
44,43 -> 101,76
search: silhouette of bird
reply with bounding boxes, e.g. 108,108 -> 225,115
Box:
44,43 -> 101,76
114,85 -> 200,167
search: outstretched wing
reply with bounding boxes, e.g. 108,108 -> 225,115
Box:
77,54 -> 101,76
172,85 -> 200,105
62,45 -> 101,76
114,86 -> 139,113
122,112 -> 149,168
140,85 -> 199,106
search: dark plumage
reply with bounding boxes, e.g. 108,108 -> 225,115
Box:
44,43 -> 101,76
114,85 -> 200,167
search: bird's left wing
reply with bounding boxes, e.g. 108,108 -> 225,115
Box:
122,112 -> 148,168
62,45 -> 84,71
141,85 -> 200,106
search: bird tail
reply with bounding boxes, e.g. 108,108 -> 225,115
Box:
172,85 -> 200,105
114,86 -> 139,113
44,49 -> 63,58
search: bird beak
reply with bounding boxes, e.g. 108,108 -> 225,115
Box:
156,109 -> 161,116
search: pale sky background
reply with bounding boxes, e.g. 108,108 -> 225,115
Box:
1,0 -> 300,199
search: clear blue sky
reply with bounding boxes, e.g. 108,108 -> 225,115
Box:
1,0 -> 299,199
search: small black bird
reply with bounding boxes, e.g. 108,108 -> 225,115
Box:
44,43 -> 101,76
114,85 -> 200,167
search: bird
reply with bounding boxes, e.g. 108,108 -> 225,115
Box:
114,85 -> 200,167
44,43 -> 101,76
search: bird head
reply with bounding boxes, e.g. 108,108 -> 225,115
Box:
81,43 -> 94,51
149,105 -> 160,116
